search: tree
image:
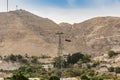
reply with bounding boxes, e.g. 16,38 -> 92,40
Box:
11,73 -> 28,80
49,76 -> 60,80
67,52 -> 85,64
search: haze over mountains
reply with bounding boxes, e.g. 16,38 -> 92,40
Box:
0,9 -> 120,57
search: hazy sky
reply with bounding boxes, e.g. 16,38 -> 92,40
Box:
0,0 -> 120,24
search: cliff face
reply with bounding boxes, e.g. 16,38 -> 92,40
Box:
0,10 -> 120,57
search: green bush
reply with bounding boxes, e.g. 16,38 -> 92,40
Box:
64,68 -> 82,77
88,71 -> 95,77
92,61 -> 100,67
108,67 -> 114,72
81,74 -> 89,80
108,67 -> 120,73
115,67 -> 120,73
31,56 -> 38,63
82,54 -> 91,63
67,52 -> 84,64
9,54 -> 17,62
90,77 -> 103,80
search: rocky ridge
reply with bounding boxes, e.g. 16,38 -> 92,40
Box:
0,10 -> 120,57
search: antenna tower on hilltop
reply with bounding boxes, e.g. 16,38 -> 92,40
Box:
7,0 -> 8,12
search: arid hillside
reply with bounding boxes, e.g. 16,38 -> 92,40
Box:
71,17 -> 120,55
0,10 -> 60,56
0,10 -> 120,57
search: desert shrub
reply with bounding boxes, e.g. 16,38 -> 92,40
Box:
108,50 -> 118,58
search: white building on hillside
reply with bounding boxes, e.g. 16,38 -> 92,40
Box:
60,78 -> 78,80
42,64 -> 54,70
0,78 -> 4,80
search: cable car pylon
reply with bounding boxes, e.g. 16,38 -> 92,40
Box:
56,32 -> 64,77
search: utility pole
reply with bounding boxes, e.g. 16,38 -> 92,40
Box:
56,32 -> 64,77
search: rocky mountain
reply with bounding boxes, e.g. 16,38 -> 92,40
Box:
59,22 -> 72,32
0,10 -> 120,57
71,17 -> 120,56
0,9 -> 60,56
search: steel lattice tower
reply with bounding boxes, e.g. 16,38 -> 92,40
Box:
56,32 -> 64,77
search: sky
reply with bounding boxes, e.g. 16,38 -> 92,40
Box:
0,0 -> 120,24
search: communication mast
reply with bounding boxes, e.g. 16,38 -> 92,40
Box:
16,5 -> 18,10
7,0 -> 8,12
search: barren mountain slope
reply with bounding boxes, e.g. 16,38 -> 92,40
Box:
0,10 -> 120,57
70,17 -> 120,55
0,10 -> 60,56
